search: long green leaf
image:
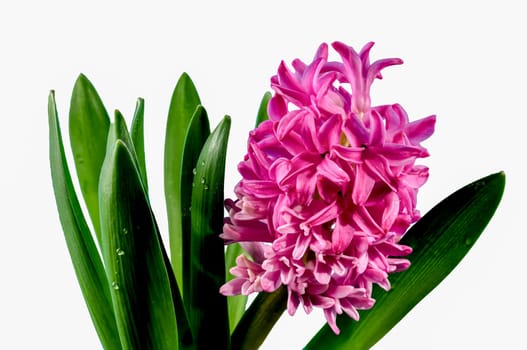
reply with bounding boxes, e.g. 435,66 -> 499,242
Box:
188,116 -> 231,349
48,91 -> 121,350
225,243 -> 248,334
164,73 -> 202,286
69,74 -> 110,244
255,91 -> 271,127
107,110 -> 146,192
231,286 -> 287,350
130,97 -> 148,193
156,217 -> 193,350
112,109 -> 192,348
305,172 -> 505,350
99,140 -> 179,349
180,106 -> 210,304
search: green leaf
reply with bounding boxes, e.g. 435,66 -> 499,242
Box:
109,109 -> 193,348
231,286 -> 287,350
130,97 -> 148,193
69,74 -> 110,244
255,91 -> 271,127
225,243 -> 248,334
157,225 -> 193,349
179,106 -> 210,303
164,73 -> 202,285
305,172 -> 505,350
48,91 -> 121,350
188,116 -> 231,348
108,110 -> 147,193
99,140 -> 179,349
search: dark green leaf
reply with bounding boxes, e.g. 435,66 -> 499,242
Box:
255,91 -> 271,127
69,74 -> 110,244
107,110 -> 147,193
305,172 -> 505,350
188,116 -> 231,348
164,73 -> 201,286
157,224 -> 193,349
109,109 -> 192,348
130,98 -> 148,193
231,286 -> 287,350
99,140 -> 179,349
48,91 -> 121,350
179,106 -> 210,303
225,243 -> 248,334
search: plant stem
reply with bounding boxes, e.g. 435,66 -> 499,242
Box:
231,286 -> 287,350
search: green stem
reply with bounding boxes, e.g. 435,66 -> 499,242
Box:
231,286 -> 287,350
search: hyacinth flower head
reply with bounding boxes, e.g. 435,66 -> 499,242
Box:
220,41 -> 436,334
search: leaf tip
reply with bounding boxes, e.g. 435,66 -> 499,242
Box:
114,109 -> 125,120
48,90 -> 56,106
180,71 -> 191,80
75,73 -> 90,87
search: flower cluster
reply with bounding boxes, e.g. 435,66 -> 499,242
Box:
220,41 -> 435,334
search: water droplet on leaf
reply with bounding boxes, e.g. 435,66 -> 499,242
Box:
112,281 -> 120,290
116,248 -> 125,256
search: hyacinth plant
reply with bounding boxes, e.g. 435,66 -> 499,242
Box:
49,41 -> 504,350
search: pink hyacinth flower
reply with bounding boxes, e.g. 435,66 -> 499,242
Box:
220,41 -> 436,334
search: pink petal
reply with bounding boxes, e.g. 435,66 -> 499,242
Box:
219,279 -> 246,296
369,110 -> 386,146
241,180 -> 279,199
314,259 -> 332,284
367,58 -> 403,86
287,290 -> 301,315
317,114 -> 342,150
331,144 -> 364,163
352,165 -> 375,205
268,94 -> 287,121
405,115 -> 436,144
317,157 -> 350,185
324,308 -> 340,335
301,200 -> 340,229
332,219 -> 354,253
311,294 -> 335,309
381,192 -> 400,230
292,233 -> 312,260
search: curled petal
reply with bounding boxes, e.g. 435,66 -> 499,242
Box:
317,157 -> 350,186
331,145 -> 364,163
324,308 -> 340,335
406,115 -> 436,144
219,278 -> 247,296
331,219 -> 353,253
287,289 -> 301,315
352,165 -> 375,205
268,94 -> 288,121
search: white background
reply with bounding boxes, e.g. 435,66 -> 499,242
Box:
1,1 -> 525,349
